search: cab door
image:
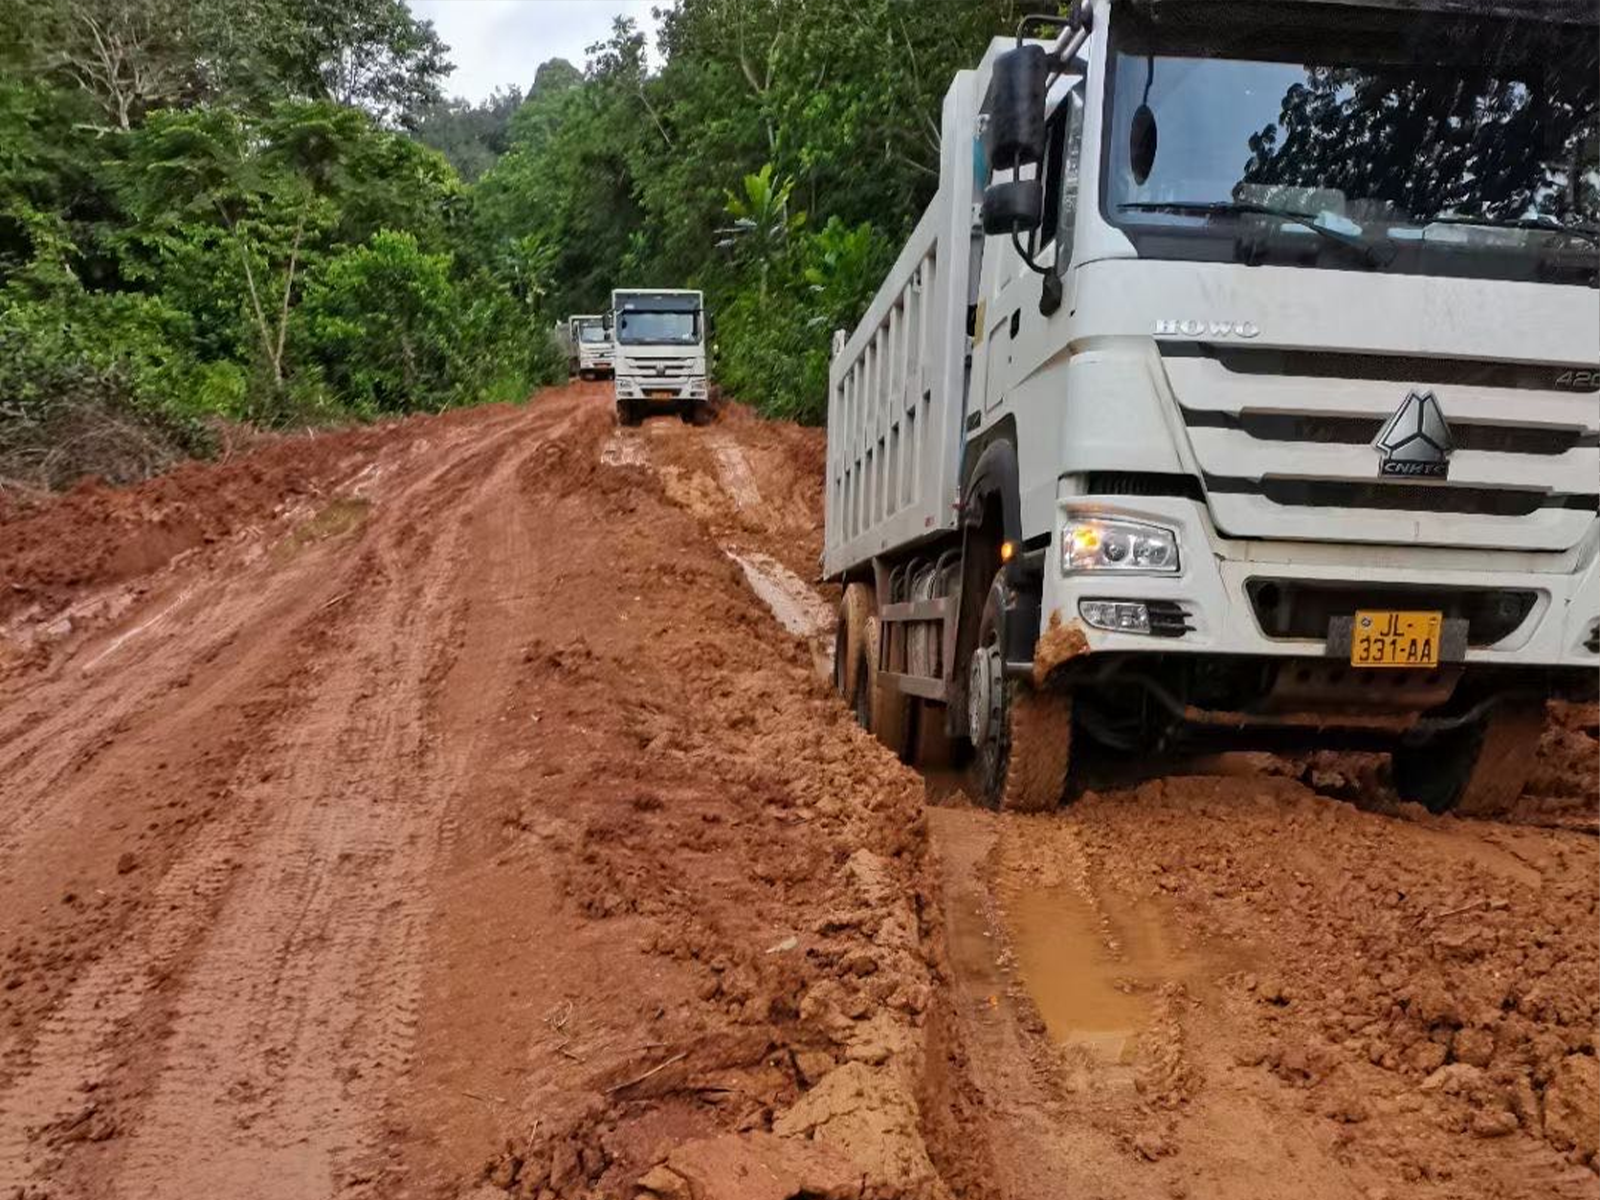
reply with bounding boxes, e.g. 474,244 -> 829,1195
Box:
981,80 -> 1087,414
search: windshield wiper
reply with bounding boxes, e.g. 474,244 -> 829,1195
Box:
1421,215 -> 1600,246
1118,200 -> 1395,267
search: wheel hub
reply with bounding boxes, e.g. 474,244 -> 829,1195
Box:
968,644 -> 1005,746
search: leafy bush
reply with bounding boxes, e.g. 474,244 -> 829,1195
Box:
293,230 -> 466,414
295,232 -> 562,415
0,290 -> 212,488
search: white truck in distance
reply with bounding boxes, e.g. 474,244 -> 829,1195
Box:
568,314 -> 614,380
824,0 -> 1599,815
611,288 -> 711,426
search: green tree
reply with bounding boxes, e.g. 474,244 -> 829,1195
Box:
411,86 -> 523,180
719,162 -> 805,298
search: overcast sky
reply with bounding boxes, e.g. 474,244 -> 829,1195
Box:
407,1 -> 668,103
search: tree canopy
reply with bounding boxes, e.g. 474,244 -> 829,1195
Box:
1,0 -> 1026,490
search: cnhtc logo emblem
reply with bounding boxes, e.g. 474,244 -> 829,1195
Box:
1373,390 -> 1454,479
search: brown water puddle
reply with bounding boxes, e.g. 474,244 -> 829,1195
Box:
1001,882 -> 1200,1062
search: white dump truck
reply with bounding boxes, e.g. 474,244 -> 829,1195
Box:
569,314 -> 614,380
824,0 -> 1599,815
611,288 -> 712,425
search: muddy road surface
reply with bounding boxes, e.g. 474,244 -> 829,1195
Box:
1,381 -> 1594,1200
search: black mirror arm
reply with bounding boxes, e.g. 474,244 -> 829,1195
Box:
1015,12 -> 1074,46
1011,229 -> 1052,277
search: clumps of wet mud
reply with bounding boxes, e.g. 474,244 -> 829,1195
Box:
1032,612 -> 1089,687
1074,775 -> 1599,1187
621,401 -> 828,585
1520,701 -> 1599,813
461,425 -> 978,1199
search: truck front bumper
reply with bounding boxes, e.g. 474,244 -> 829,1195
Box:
1040,496 -> 1600,673
615,377 -> 708,406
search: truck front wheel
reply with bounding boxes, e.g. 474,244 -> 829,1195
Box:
1391,701 -> 1543,816
968,570 -> 1073,812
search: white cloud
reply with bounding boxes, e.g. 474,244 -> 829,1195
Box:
407,0 -> 668,103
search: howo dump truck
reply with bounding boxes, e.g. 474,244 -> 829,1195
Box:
824,0 -> 1599,814
612,288 -> 712,425
570,314 -> 614,380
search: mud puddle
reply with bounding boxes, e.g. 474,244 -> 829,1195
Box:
1002,883 -> 1192,1063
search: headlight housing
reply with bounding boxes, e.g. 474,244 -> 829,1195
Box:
1061,515 -> 1180,574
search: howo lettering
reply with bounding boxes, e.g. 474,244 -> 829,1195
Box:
823,0 -> 1600,815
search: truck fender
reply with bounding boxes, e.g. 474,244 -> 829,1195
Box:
961,436 -> 1041,673
962,437 -> 1023,551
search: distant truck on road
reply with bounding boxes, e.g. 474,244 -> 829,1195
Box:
568,314 -> 614,380
824,0 -> 1599,815
611,288 -> 712,426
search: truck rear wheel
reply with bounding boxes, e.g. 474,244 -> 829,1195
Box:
1391,701 -> 1543,816
967,570 -> 1072,812
835,583 -> 874,730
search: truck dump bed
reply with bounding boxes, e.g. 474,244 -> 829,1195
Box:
822,59 -> 991,581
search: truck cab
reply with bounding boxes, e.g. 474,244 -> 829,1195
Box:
569,314 -> 614,380
825,0 -> 1599,814
610,289 -> 712,426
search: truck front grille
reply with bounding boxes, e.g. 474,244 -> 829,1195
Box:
1246,579 -> 1537,647
1166,344 -> 1600,393
1202,476 -> 1598,517
1184,409 -> 1592,455
625,357 -> 696,379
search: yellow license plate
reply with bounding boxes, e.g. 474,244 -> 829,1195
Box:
647,389 -> 675,399
1350,610 -> 1442,668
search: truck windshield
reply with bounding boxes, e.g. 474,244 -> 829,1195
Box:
615,310 -> 700,345
578,323 -> 609,343
1102,4 -> 1599,284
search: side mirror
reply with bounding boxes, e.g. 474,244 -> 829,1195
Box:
984,45 -> 1048,172
982,179 -> 1044,236
705,312 -> 716,338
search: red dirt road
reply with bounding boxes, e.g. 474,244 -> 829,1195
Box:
1,381 -> 1595,1200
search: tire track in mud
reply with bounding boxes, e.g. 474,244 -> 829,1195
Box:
0,398 -> 583,1196
0,410 -> 529,875
105,407 -> 578,1199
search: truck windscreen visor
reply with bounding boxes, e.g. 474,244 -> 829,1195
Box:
1101,4 -> 1598,283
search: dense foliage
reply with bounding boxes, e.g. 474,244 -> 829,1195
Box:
472,0 -> 1022,422
1,0 -> 1022,489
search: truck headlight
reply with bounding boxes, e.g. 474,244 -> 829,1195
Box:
1062,516 -> 1179,574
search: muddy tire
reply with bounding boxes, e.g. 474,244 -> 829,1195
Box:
835,583 -> 874,731
1392,701 -> 1544,816
968,569 -> 1072,812
617,400 -> 641,428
